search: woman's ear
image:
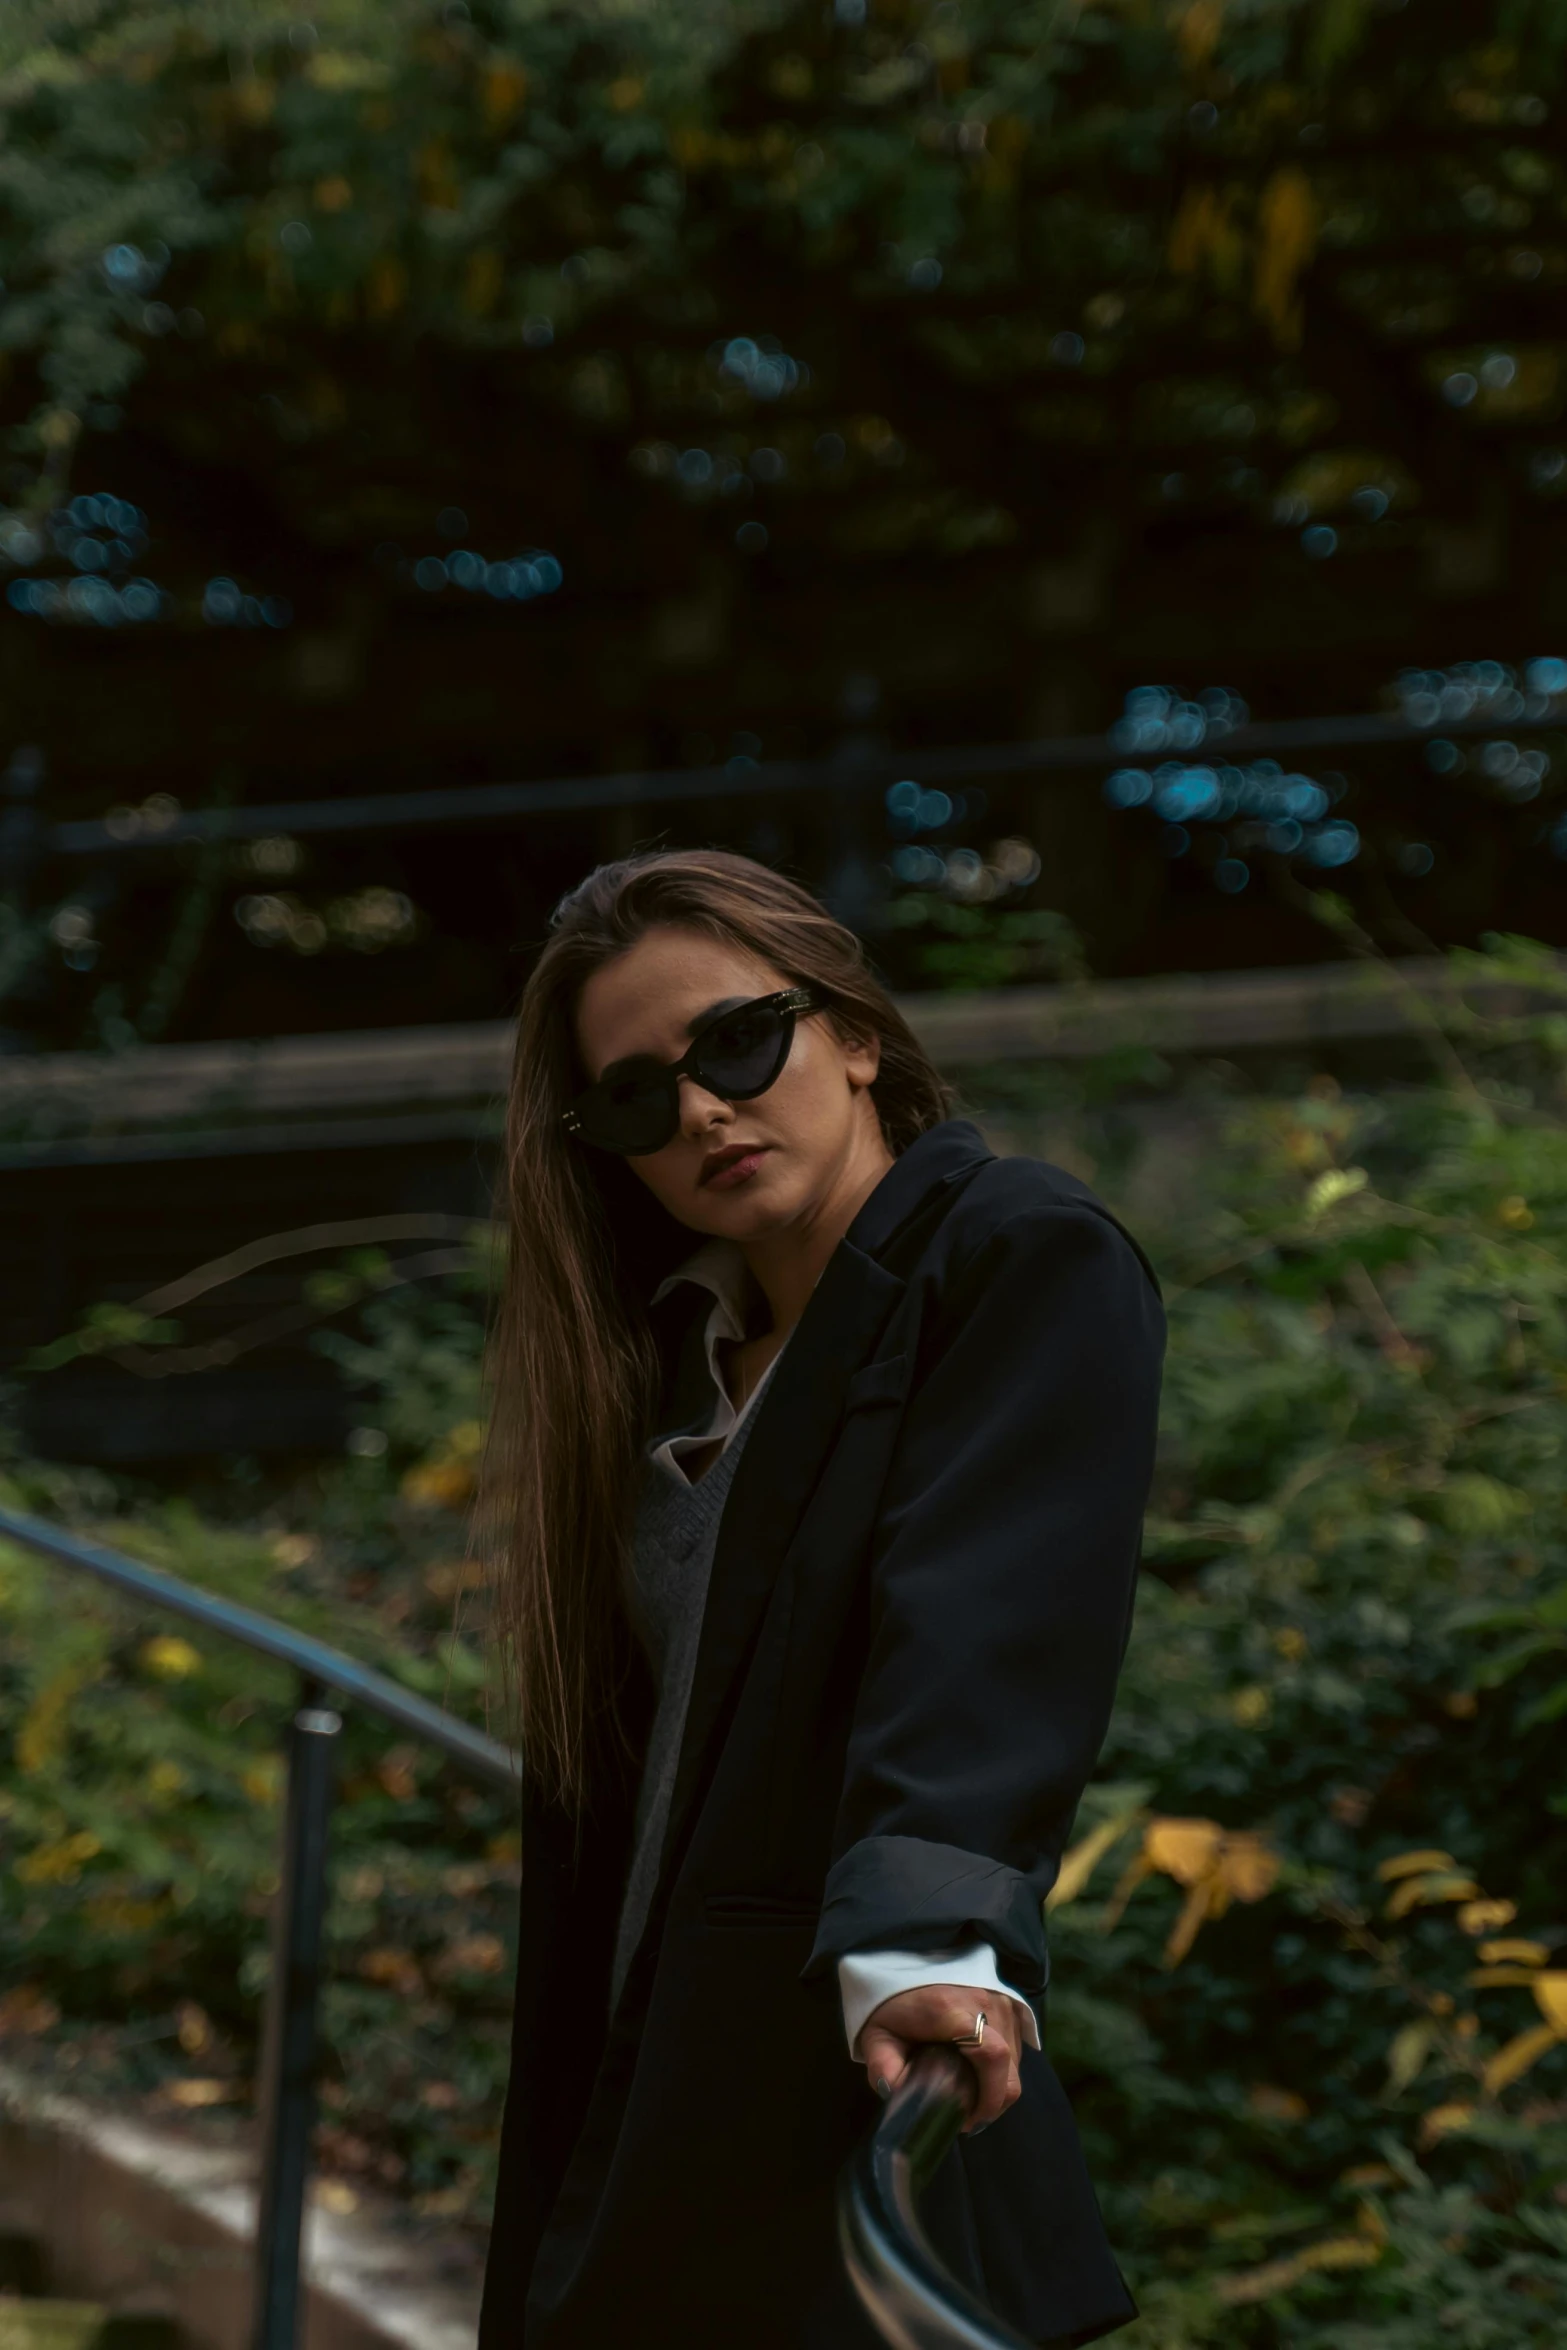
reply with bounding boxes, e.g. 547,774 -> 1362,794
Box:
835,1019 -> 882,1093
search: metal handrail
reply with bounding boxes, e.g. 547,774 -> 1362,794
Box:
839,2045 -> 1033,2350
0,1506 -> 516,1791
0,1503 -> 519,2350
2,1503 -> 1029,2350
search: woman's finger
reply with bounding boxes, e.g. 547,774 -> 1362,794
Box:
958,2024 -> 1018,2129
858,2021 -> 912,2101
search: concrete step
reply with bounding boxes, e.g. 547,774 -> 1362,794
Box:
0,2307 -> 108,2350
0,2306 -> 180,2350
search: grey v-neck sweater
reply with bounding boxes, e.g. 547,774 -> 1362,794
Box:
609,1397 -> 767,2009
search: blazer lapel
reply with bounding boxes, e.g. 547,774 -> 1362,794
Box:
657,1239 -> 903,1871
655,1120 -> 995,1894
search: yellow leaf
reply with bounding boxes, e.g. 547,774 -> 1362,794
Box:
0,1986 -> 60,2038
1532,1973 -> 1567,2032
1385,2019 -> 1432,2094
359,1946 -> 423,1996
1482,2023 -> 1562,2095
1219,1832 -> 1280,1903
1048,1808 -> 1144,1909
366,257 -> 407,320
424,1558 -> 488,1601
1216,2235 -> 1380,2305
1378,1849 -> 1456,1882
1478,1939 -> 1549,1965
1167,185 -> 1243,291
375,1745 -> 420,1801
1254,166 -> 1318,350
463,247 -> 505,317
1468,1967 -> 1549,1989
17,1660 -> 97,1773
176,2002 -> 212,2054
15,1829 -> 101,1886
1304,2236 -> 1382,2273
1355,2197 -> 1390,2244
401,1457 -> 475,1510
233,76 -> 274,127
1304,1166 -> 1368,1220
1420,2101 -> 1477,2143
313,2179 -> 358,2214
141,1635 -> 201,1681
162,2078 -> 237,2108
1144,1817 -> 1223,1885
1247,2082 -> 1308,2122
483,61 -> 528,129
433,1932 -> 506,1979
243,1758 -> 283,1807
1163,1874 -> 1219,1968
416,138 -> 459,211
1090,1851 -> 1151,1926
314,176 -> 353,213
1457,1897 -> 1516,1934
1177,0 -> 1226,68
1385,1873 -> 1479,1921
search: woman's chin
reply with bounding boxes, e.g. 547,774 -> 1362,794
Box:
686,1168 -> 799,1237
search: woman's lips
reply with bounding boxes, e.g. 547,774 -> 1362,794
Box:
701,1146 -> 770,1189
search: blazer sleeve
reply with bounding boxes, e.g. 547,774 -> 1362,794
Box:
805,1197 -> 1165,1998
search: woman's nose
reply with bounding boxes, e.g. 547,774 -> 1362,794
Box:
677,1075 -> 732,1135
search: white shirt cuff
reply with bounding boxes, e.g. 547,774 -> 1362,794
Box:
837,1942 -> 1042,2061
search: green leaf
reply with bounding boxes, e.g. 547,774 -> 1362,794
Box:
1519,1680 -> 1567,1730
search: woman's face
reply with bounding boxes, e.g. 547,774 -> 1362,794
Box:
573,924 -> 888,1241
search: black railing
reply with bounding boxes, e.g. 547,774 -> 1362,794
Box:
840,2044 -> 1033,2350
0,1503 -> 518,2350
2,1501 -> 1027,2350
38,699 -> 1541,858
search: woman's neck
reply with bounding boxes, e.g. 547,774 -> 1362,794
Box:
738,1122 -> 895,1341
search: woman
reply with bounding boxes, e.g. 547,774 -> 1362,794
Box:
476,850 -> 1164,2349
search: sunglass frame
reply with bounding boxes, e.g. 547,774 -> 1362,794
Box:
561,985 -> 825,1155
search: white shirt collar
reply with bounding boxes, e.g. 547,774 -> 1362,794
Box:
648,1239 -> 778,1478
650,1235 -> 757,1336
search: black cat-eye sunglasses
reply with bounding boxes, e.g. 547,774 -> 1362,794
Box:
562,986 -> 826,1157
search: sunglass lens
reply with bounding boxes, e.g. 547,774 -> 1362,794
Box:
696,1003 -> 791,1097
586,1070 -> 677,1155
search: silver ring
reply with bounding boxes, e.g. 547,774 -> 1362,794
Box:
951,2008 -> 987,2050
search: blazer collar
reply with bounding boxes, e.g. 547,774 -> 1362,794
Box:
844,1117 -> 995,1264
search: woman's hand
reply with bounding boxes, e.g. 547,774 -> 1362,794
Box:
858,1986 -> 1024,2132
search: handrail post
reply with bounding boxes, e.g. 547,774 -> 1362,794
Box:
251,1677 -> 341,2350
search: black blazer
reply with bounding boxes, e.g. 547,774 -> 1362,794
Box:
478,1120 -> 1166,2348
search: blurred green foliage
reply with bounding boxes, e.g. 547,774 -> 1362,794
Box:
1027,933 -> 1567,2340
0,1397 -> 516,2221
4,938 -> 1567,2328
2,0 -> 1563,542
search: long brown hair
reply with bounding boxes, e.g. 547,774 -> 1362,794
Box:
480,848 -> 952,1810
